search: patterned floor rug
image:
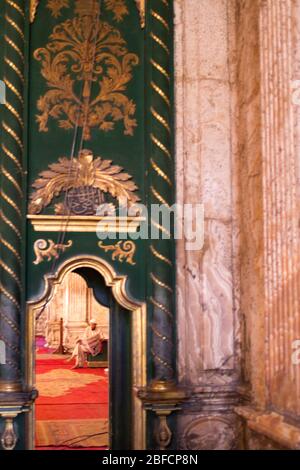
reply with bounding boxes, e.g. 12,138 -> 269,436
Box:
36,419 -> 109,448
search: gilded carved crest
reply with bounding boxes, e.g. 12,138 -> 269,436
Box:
28,149 -> 140,215
34,0 -> 139,140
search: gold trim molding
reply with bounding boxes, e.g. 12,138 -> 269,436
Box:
27,215 -> 145,233
25,255 -> 147,450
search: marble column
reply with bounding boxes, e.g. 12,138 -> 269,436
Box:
235,0 -> 300,449
175,0 -> 242,450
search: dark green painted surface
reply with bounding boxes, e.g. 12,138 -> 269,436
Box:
0,0 -> 176,450
26,0 -> 147,303
24,1 -> 148,451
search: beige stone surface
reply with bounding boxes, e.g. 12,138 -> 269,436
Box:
175,0 -> 300,449
175,0 -> 239,383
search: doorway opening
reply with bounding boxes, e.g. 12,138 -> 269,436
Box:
26,256 -> 146,450
35,268 -> 109,450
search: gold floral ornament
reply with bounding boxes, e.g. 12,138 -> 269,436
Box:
98,240 -> 136,265
34,0 -> 139,140
104,0 -> 129,22
28,149 -> 140,215
33,239 -> 73,265
46,0 -> 69,18
31,0 -> 146,28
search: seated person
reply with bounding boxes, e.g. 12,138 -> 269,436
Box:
68,319 -> 104,369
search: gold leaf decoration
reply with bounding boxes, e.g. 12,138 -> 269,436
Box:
104,0 -> 129,22
30,0 -> 40,23
46,0 -> 69,18
31,0 -> 146,28
28,149 -> 140,215
33,239 -> 73,265
98,240 -> 136,265
135,0 -> 146,28
34,2 -> 139,140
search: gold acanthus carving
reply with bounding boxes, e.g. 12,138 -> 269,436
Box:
28,149 -> 140,215
33,239 -> 73,265
33,1 -> 139,140
98,240 -> 136,265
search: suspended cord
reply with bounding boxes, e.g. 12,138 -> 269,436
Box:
57,0 -> 101,251
36,0 -> 102,320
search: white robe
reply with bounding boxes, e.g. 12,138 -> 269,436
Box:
70,325 -> 104,367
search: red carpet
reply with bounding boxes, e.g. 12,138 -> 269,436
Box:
35,339 -> 108,450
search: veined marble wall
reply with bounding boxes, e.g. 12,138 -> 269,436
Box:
235,0 -> 300,450
175,0 -> 300,450
175,0 -> 242,450
259,0 -> 300,417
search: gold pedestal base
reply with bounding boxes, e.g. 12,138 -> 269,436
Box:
138,380 -> 188,404
138,380 -> 189,450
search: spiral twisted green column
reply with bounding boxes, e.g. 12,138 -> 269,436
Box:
0,0 -> 25,392
148,0 -> 174,382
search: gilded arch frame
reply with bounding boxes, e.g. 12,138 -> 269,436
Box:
25,255 -> 147,450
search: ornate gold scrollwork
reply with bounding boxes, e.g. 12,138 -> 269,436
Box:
33,0 -> 139,140
98,240 -> 136,265
33,239 -> 73,265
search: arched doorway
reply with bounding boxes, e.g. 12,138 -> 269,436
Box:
25,256 -> 146,450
